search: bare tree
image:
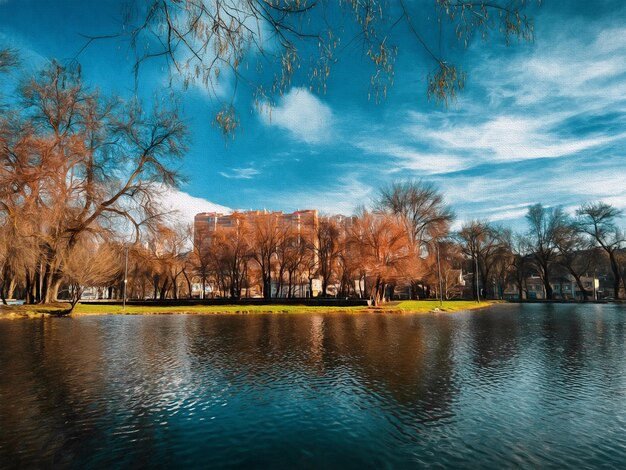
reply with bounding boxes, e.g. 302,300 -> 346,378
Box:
438,241 -> 465,300
0,204 -> 38,304
525,204 -> 566,300
499,231 -> 532,300
349,210 -> 410,306
275,224 -> 309,297
0,62 -> 187,304
553,217 -> 597,301
145,224 -> 192,299
577,202 -> 625,299
306,216 -> 341,297
209,215 -> 252,299
336,219 -> 360,297
249,212 -> 287,298
456,220 -> 508,299
61,237 -> 122,312
377,180 -> 454,299
190,224 -> 213,299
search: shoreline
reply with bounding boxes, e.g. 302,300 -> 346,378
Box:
0,300 -> 497,319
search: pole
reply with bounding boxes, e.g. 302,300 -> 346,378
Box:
436,241 -> 443,307
123,245 -> 128,311
475,255 -> 480,302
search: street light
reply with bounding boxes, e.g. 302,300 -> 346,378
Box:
122,245 -> 129,311
475,255 -> 480,302
422,239 -> 445,307
435,240 -> 444,308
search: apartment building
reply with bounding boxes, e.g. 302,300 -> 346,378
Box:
194,209 -> 319,251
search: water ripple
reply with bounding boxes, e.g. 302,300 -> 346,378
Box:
1,305 -> 626,468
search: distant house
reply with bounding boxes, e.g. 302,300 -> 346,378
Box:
504,275 -> 599,300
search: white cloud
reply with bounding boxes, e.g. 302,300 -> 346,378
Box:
357,20 -> 626,180
430,156 -> 626,228
155,185 -> 231,225
411,115 -> 626,163
259,87 -> 333,143
593,26 -> 626,55
356,141 -> 471,175
548,169 -> 626,207
219,167 -> 260,179
476,21 -> 626,110
330,17 -> 626,224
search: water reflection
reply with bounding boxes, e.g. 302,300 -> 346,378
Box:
1,305 -> 626,468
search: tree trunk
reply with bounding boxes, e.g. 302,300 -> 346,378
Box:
541,263 -> 553,300
159,278 -> 169,300
516,279 -> 524,300
371,278 -> 381,306
40,264 -> 52,303
25,269 -> 33,304
571,273 -> 589,301
68,284 -> 83,313
34,265 -> 42,303
472,272 -> 478,301
410,280 -> 419,300
276,267 -> 284,298
543,278 -> 553,300
287,271 -> 293,299
261,270 -> 271,299
609,253 -> 621,299
171,274 -> 178,300
50,279 -> 62,303
7,278 -> 16,301
182,269 -> 193,299
480,274 -> 489,299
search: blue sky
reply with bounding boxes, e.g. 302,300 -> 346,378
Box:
1,0 -> 626,229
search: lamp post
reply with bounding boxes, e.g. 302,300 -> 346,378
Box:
122,245 -> 129,311
436,240 -> 443,307
420,239 -> 444,306
475,255 -> 480,302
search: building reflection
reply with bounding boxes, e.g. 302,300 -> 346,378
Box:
4,307 -> 626,467
179,313 -> 462,427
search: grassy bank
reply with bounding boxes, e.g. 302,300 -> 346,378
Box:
392,300 -> 497,313
1,300 -> 496,318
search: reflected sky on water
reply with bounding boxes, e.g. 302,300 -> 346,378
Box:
1,304 -> 626,468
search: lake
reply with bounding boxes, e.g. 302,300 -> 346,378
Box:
1,304 -> 625,468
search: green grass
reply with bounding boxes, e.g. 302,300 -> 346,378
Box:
73,303 -> 365,315
393,300 -> 496,313
1,299 -> 497,318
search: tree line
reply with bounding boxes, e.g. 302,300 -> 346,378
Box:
1,62 -> 625,309
186,191 -> 626,304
